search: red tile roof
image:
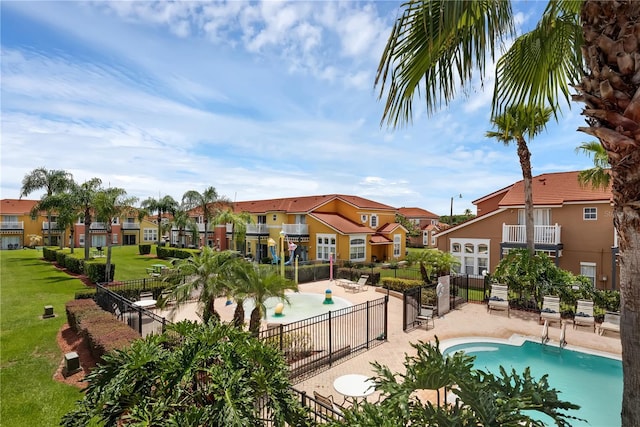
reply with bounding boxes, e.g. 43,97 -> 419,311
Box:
0,199 -> 40,215
370,234 -> 392,244
398,207 -> 439,218
498,171 -> 612,207
377,222 -> 404,233
233,194 -> 396,214
310,212 -> 375,234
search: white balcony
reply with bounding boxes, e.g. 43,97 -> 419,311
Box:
282,223 -> 308,235
90,222 -> 108,230
502,224 -> 562,245
1,221 -> 23,230
226,223 -> 270,234
121,222 -> 139,230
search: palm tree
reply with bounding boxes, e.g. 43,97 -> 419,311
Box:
141,195 -> 178,245
182,187 -> 230,248
171,207 -> 196,248
375,2 -> 640,422
238,266 -> 298,335
486,105 -> 552,255
93,187 -> 138,282
163,247 -> 237,323
214,208 -> 253,252
30,189 -> 79,252
576,141 -> 611,189
19,167 -> 73,246
76,178 -> 103,261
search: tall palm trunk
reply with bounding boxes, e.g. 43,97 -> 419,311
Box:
83,208 -> 91,261
105,223 -> 113,283
516,138 -> 535,255
575,1 -> 640,424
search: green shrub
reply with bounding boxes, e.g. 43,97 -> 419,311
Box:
42,247 -> 59,261
156,246 -> 196,259
380,277 -> 423,292
55,251 -> 67,267
65,299 -> 101,333
139,244 -> 151,255
78,311 -> 139,360
65,256 -> 84,274
74,289 -> 97,299
85,262 -> 116,284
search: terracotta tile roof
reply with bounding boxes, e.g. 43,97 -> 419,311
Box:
0,199 -> 40,215
498,171 -> 612,207
398,207 -> 439,218
233,194 -> 396,214
370,234 -> 392,244
310,212 -> 375,234
377,222 -> 404,233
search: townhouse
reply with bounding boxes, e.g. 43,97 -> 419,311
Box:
435,171 -> 619,290
398,207 -> 447,249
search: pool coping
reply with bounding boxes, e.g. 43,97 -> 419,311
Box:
439,334 -> 622,361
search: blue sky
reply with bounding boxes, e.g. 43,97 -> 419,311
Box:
1,1 -> 594,216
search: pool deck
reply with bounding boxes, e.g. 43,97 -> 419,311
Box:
156,279 -> 622,405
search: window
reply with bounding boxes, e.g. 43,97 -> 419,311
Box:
272,214 -> 277,221
431,235 -> 436,246
451,239 -> 490,276
316,234 -> 336,261
91,235 -> 106,247
79,234 -> 85,247
370,214 -> 378,228
144,228 -> 158,242
350,236 -> 366,261
112,234 -> 118,244
518,208 -> 551,225
257,215 -> 267,224
361,214 -> 368,223
111,217 -> 119,225
584,207 -> 597,220
393,234 -> 401,258
422,231 -> 428,246
580,262 -> 597,287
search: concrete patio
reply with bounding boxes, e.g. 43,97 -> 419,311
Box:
155,279 -> 622,405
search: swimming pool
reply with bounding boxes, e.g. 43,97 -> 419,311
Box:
243,292 -> 353,323
442,337 -> 622,426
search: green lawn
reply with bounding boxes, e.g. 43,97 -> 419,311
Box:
0,245 -> 169,426
0,249 -> 87,426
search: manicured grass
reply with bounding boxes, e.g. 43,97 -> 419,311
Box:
0,249 -> 87,426
62,244 -> 172,281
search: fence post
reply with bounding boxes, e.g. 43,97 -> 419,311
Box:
366,300 -> 370,349
328,311 -> 333,365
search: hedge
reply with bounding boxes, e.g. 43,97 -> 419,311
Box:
156,246 -> 198,260
380,277 -> 424,292
139,244 -> 151,255
65,299 -> 139,361
85,262 -> 116,284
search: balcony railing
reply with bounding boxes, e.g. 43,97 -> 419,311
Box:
42,221 -> 64,231
121,223 -> 140,230
282,223 -> 308,235
0,221 -> 23,230
90,222 -> 108,230
502,224 -> 561,245
226,223 -> 270,234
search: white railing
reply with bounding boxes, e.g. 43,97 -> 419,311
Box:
282,223 -> 308,235
90,222 -> 108,230
0,221 -> 23,230
121,222 -> 139,229
502,224 -> 561,245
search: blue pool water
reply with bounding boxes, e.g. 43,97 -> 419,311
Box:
243,292 -> 352,323
443,340 -> 622,427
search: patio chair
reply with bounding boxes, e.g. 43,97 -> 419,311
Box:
313,391 -> 343,418
344,275 -> 369,293
573,299 -> 596,332
599,311 -> 620,336
415,305 -> 435,330
487,284 -> 509,317
540,296 -> 562,326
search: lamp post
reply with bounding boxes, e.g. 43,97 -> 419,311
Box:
279,230 -> 285,278
450,194 -> 462,225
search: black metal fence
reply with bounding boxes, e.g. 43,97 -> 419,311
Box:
259,297 -> 388,382
94,282 -> 171,337
450,274 -> 489,308
259,387 -> 346,425
402,284 -> 437,331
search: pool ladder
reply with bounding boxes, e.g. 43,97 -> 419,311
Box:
541,319 -> 567,349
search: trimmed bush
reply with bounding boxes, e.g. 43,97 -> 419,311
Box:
65,256 -> 84,275
380,277 -> 423,292
85,262 -> 116,284
139,244 -> 151,255
43,247 -> 59,261
156,246 -> 197,259
65,299 -> 101,333
55,251 -> 67,267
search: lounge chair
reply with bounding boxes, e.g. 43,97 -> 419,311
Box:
415,305 -> 435,330
573,299 -> 596,332
342,275 -> 369,293
487,284 -> 509,317
540,296 -> 562,326
599,311 -> 620,336
313,391 -> 343,418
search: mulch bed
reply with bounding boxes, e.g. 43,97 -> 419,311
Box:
54,324 -> 98,389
